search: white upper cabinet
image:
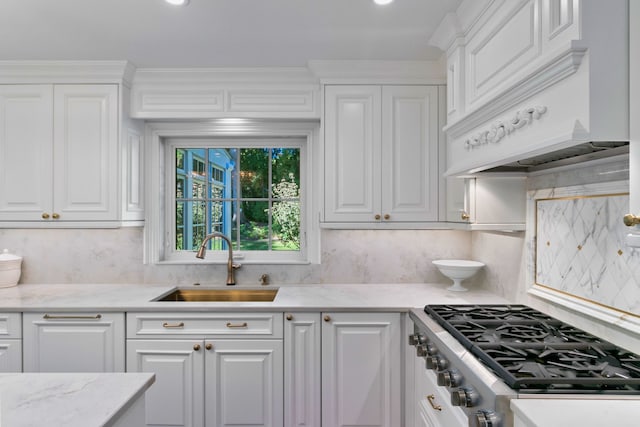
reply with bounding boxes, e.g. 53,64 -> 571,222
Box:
53,84 -> 119,221
431,0 -> 629,176
0,85 -> 54,221
0,61 -> 144,227
323,85 -> 440,225
0,84 -> 118,224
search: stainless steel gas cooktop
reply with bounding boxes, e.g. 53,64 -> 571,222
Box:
424,304 -> 640,393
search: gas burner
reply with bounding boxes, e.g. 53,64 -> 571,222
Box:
425,304 -> 640,392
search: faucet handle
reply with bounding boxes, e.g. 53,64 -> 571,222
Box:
232,263 -> 242,269
259,274 -> 269,286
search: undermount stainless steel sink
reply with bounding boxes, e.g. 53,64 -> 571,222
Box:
154,288 -> 278,302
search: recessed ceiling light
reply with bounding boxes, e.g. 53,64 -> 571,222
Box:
165,0 -> 189,6
374,0 -> 394,5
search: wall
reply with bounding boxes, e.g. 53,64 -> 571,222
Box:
471,158 -> 640,352
0,228 -> 472,286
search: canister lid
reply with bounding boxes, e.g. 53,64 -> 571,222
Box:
0,249 -> 21,261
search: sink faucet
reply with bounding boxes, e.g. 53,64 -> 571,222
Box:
195,232 -> 241,286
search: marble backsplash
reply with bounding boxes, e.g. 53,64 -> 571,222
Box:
533,182 -> 640,314
0,228 -> 478,287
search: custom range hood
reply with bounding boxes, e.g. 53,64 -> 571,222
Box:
433,0 -> 629,176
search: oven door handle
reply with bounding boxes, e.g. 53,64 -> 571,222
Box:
426,394 -> 442,411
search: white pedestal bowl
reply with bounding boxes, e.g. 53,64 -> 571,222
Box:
432,260 -> 485,292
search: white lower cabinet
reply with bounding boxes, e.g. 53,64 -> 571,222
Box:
126,340 -> 205,427
23,312 -> 124,372
205,340 -> 283,427
321,312 -> 401,427
0,313 -> 21,372
284,312 -> 321,427
126,312 -> 283,427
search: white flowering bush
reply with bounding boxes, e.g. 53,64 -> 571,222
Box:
271,173 -> 300,249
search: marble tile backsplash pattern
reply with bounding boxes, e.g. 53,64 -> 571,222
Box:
0,229 -> 473,286
535,190 -> 640,314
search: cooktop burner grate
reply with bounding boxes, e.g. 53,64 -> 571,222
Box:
424,304 -> 640,392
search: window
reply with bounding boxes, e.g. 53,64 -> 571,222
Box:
164,138 -> 308,263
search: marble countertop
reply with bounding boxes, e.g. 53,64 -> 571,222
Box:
0,283 -> 510,312
511,398 -> 640,427
0,372 -> 155,427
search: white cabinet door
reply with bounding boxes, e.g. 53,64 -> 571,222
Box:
23,312 -> 124,372
324,85 -> 382,222
0,85 -> 53,221
0,340 -> 22,372
127,339 -> 205,427
324,85 -> 441,225
284,312 -> 321,427
381,86 -> 439,222
205,339 -> 283,427
53,84 -> 118,221
321,312 -> 401,427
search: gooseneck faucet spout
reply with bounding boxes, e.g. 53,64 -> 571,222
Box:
195,232 -> 241,286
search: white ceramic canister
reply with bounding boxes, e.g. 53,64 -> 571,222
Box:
0,249 -> 22,287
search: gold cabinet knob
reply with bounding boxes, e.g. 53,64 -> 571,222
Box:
193,344 -> 201,351
374,214 -> 381,220
383,214 -> 390,220
323,315 -> 331,322
52,213 -> 60,219
286,314 -> 293,321
42,213 -> 50,219
205,343 -> 213,350
461,211 -> 470,221
623,214 -> 640,227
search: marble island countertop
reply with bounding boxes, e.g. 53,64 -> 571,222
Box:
0,372 -> 154,427
0,283 -> 510,312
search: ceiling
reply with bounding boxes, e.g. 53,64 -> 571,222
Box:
1,0 -> 461,68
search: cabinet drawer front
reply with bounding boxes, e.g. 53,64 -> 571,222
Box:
127,312 -> 283,339
23,312 -> 125,373
0,313 -> 21,338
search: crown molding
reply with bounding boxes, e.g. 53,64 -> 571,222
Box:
429,13 -> 464,52
132,67 -> 319,87
0,60 -> 135,85
307,59 -> 446,84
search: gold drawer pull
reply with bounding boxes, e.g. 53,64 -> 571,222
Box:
226,322 -> 248,328
43,314 -> 102,320
427,394 -> 442,411
162,322 -> 185,328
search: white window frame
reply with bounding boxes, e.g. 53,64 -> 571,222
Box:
144,120 -> 320,265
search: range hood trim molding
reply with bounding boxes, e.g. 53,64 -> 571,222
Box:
443,43 -> 587,139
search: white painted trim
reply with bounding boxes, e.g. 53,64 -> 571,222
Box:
0,61 -> 134,85
143,120 -> 321,265
132,67 -> 318,85
443,43 -> 586,138
428,13 -> 464,53
307,60 -> 446,84
528,285 -> 640,338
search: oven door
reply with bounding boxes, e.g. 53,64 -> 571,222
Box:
414,353 -> 468,427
